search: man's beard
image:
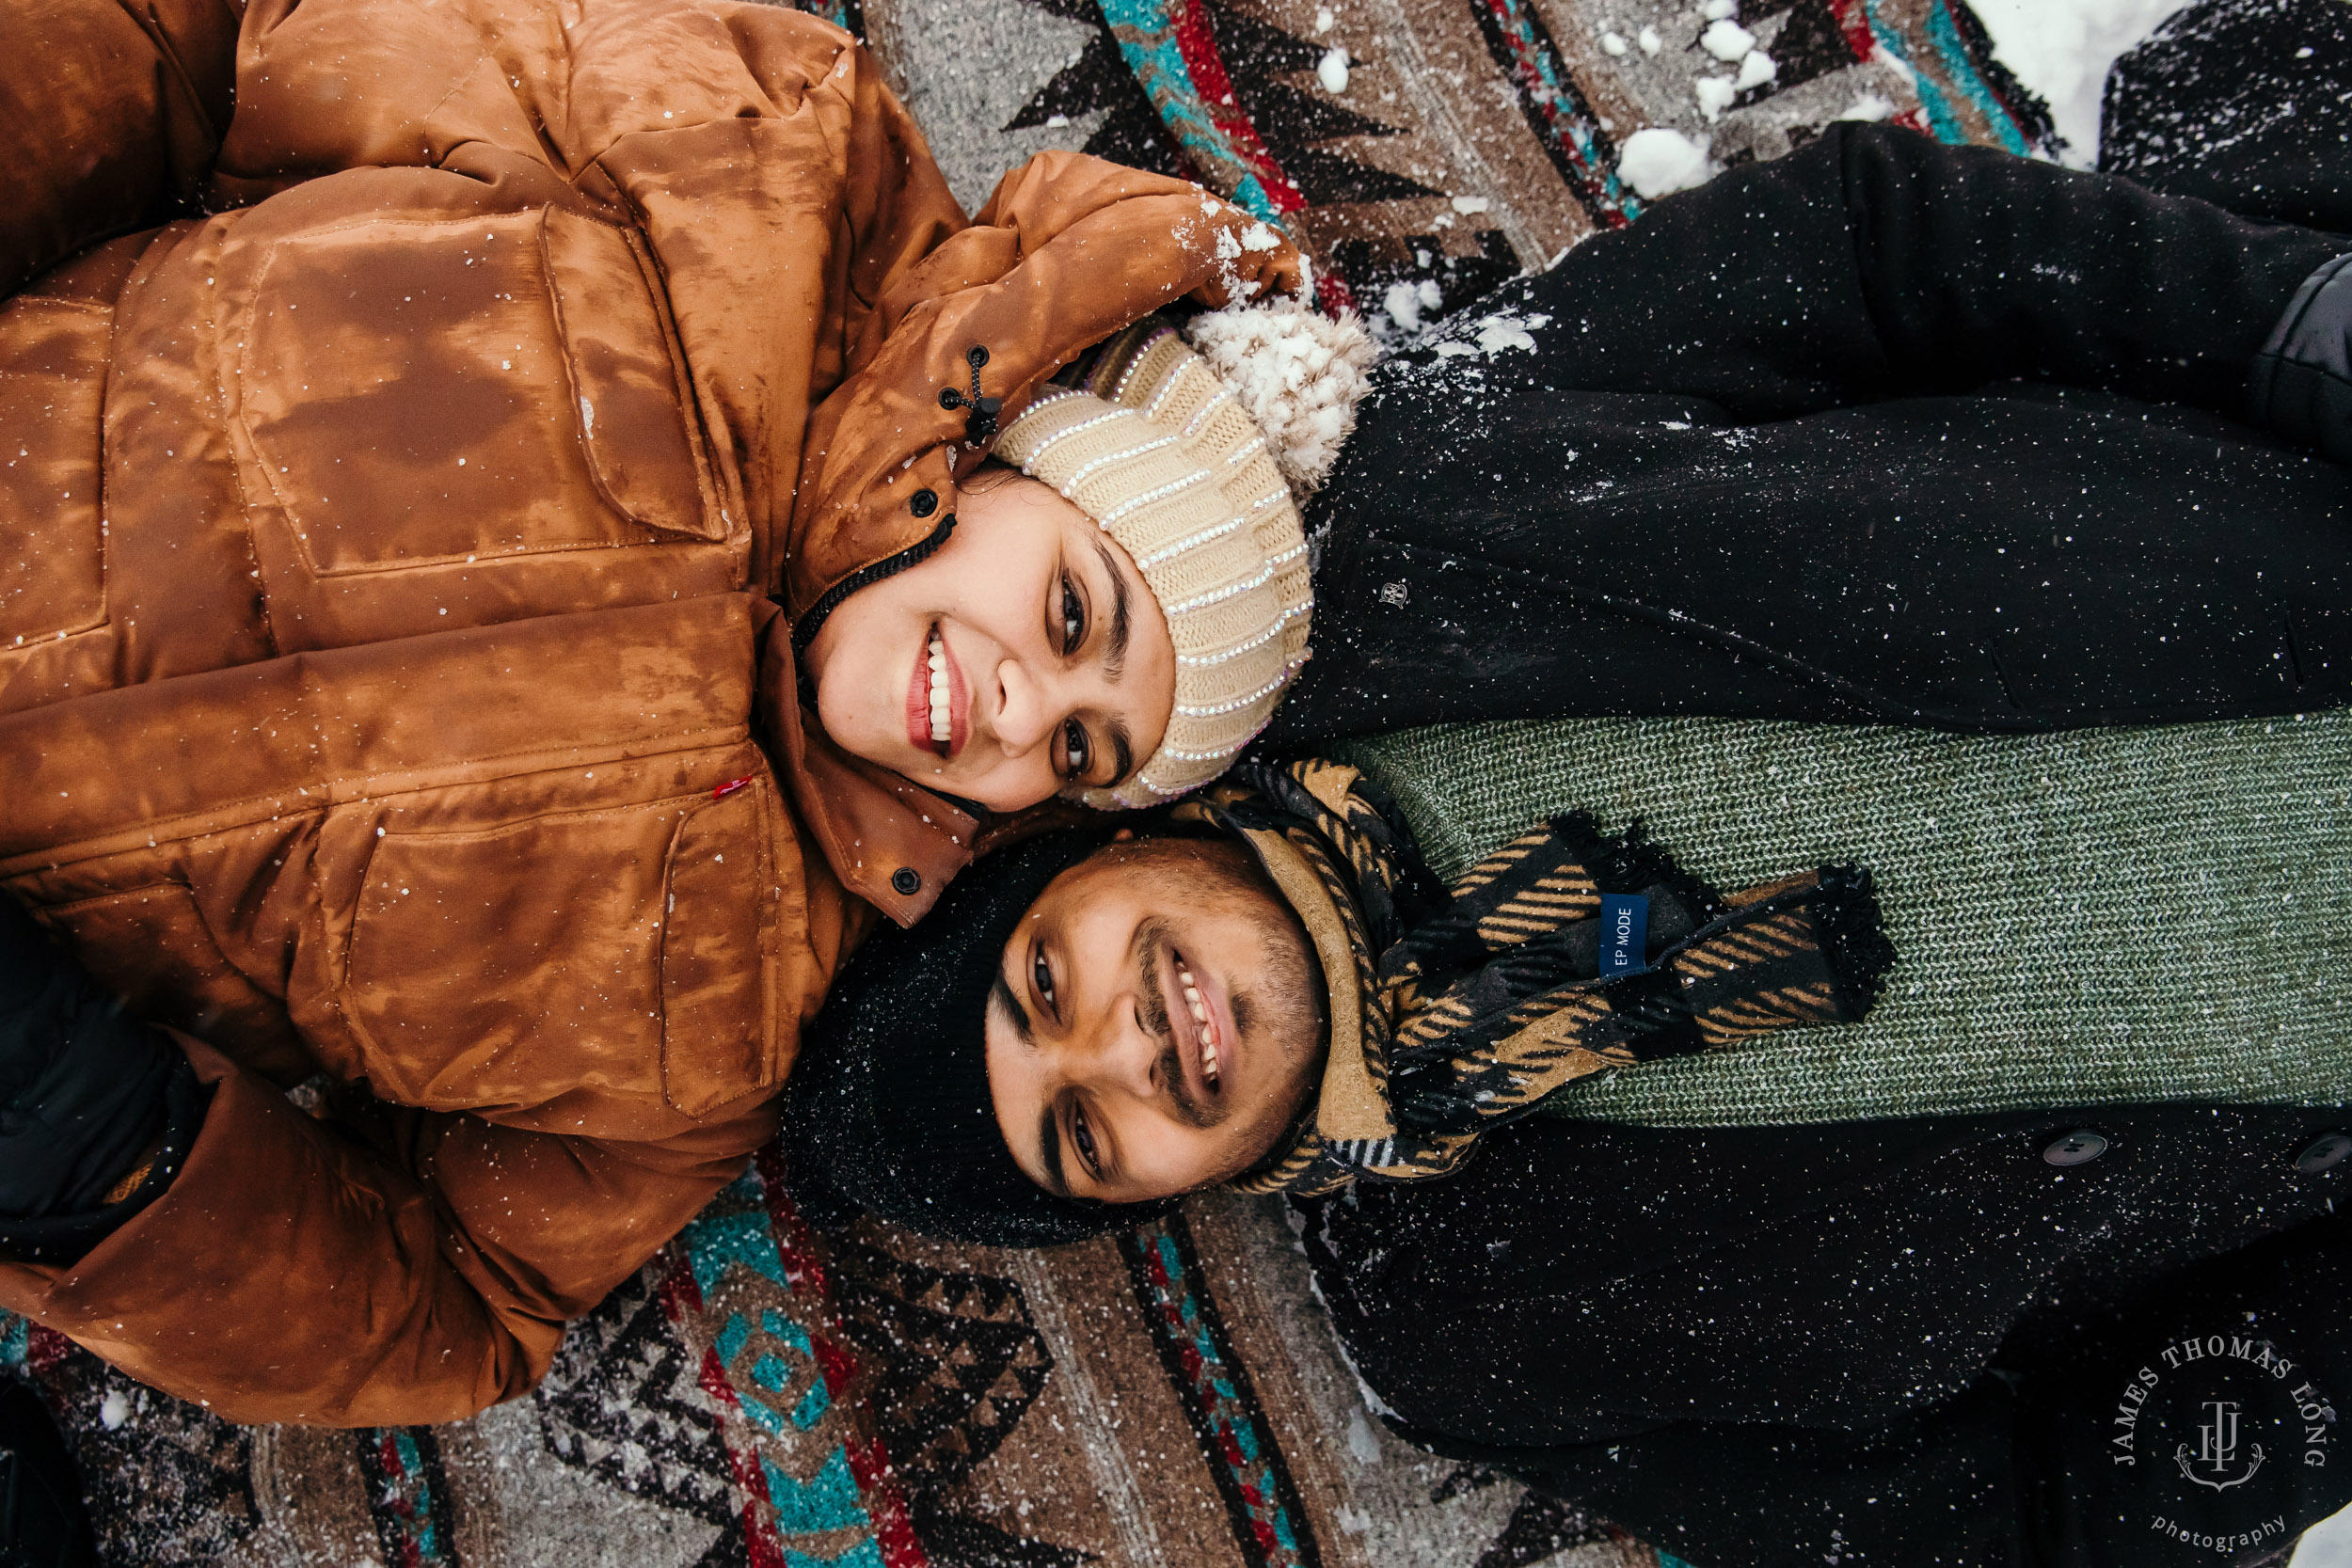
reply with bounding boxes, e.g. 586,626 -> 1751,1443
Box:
1135,912 -> 1327,1141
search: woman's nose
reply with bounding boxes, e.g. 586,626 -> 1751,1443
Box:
990,657 -> 1057,754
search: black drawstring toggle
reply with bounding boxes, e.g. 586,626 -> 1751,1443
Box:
938,345 -> 1000,444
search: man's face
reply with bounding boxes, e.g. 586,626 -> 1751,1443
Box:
986,837 -> 1326,1205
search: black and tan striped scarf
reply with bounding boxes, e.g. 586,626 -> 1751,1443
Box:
1176,759 -> 1894,1196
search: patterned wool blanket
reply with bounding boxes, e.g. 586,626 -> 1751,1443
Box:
6,1 -> 2056,1563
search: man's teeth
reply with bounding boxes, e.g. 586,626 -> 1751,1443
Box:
1180,968 -> 1219,1084
927,634 -> 949,747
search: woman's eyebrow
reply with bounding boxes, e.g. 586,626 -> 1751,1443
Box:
1107,718 -> 1134,785
1091,538 -> 1132,682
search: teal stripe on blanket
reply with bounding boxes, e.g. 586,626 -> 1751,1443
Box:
1336,710 -> 2352,1126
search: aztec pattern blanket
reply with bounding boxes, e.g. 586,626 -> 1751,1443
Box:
4,0 -> 2049,1562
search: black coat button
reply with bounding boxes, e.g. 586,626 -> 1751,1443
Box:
2295,1132 -> 2352,1174
909,488 -> 937,517
890,867 -> 922,896
2042,1130 -> 2108,1166
966,344 -> 990,369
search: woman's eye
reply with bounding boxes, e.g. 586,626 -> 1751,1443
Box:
1072,1104 -> 1101,1178
1059,575 -> 1086,656
1061,718 -> 1090,780
1033,947 -> 1056,1009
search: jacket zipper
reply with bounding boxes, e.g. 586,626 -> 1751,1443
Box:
790,515 -> 958,655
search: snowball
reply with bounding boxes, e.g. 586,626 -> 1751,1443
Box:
1318,46 -> 1351,93
1694,76 -> 1740,120
1735,48 -> 1777,88
1637,24 -> 1662,52
1616,126 -> 1716,198
1701,18 -> 1756,59
1472,309 -> 1548,355
1600,29 -> 1629,55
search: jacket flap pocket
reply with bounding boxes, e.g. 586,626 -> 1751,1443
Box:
344,800 -> 678,1111
660,783 -> 778,1117
541,206 -> 722,542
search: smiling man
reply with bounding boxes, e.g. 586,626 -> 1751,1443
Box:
983,833 -> 1326,1204
784,748 -> 2352,1568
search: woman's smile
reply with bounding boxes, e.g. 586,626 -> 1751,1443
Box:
905,622 -> 970,759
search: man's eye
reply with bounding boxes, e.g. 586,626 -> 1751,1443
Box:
1033,946 -> 1056,1009
1072,1103 -> 1102,1178
1061,718 -> 1090,780
1059,575 -> 1086,656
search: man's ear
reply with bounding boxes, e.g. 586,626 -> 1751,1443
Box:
1112,827 -> 1136,842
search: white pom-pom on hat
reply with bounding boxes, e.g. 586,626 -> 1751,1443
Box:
1181,284 -> 1375,494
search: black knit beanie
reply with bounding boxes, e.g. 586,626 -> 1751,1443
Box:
780,828 -> 1180,1246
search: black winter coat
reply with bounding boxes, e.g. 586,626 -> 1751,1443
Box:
1299,1106 -> 2352,1568
1265,121 -> 2350,748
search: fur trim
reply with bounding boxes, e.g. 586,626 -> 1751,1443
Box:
1183,293 -> 1375,493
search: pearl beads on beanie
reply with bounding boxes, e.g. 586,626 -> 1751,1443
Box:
995,320 -> 1330,809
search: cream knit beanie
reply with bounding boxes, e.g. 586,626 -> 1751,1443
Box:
995,317 -> 1351,809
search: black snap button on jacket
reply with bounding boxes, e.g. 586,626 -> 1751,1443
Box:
890,867 -> 922,896
2294,1131 -> 2352,1174
2042,1130 -> 2109,1166
909,488 -> 937,517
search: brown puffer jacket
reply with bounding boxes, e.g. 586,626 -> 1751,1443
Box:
0,0 -> 1297,1423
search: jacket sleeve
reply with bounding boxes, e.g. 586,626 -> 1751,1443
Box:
787,150 -> 1305,611
0,1037 -> 776,1427
1482,121 -> 2347,425
0,0 -> 242,290
1401,1211 -> 2352,1568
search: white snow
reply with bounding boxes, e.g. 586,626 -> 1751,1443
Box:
1317,45 -> 1351,94
1735,49 -> 1777,89
98,1390 -> 129,1430
1636,24 -> 1661,54
1837,90 -> 1898,122
1694,76 -> 1740,121
2295,1503 -> 2352,1567
1450,194 -> 1490,214
1616,126 -> 1716,198
1701,18 -> 1756,61
1969,0 -> 2200,164
1600,29 -> 1629,55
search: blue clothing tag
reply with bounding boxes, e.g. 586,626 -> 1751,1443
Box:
1598,894 -> 1650,978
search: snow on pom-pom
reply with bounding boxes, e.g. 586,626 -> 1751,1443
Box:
1616,127 -> 1717,198
1184,293 -> 1376,492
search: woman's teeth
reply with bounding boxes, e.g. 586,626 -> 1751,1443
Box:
1180,967 -> 1219,1085
927,632 -> 949,749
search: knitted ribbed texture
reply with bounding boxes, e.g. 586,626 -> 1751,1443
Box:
1335,712 -> 2352,1127
996,325 -> 1311,808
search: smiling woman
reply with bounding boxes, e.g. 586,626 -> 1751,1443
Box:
802,467 -> 1177,813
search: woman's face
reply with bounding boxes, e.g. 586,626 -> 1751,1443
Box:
803,474 -> 1175,814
